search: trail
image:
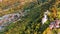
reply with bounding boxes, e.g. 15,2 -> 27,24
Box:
0,12 -> 25,31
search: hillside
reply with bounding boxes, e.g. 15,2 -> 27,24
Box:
0,0 -> 60,34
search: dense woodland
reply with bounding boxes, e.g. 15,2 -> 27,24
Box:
0,0 -> 60,34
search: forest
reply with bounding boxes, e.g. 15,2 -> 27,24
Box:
0,0 -> 60,34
